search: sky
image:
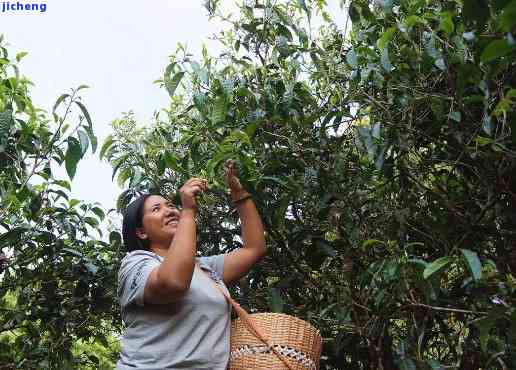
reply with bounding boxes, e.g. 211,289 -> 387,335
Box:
1,0 -> 348,224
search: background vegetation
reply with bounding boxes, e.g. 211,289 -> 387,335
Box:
1,0 -> 516,369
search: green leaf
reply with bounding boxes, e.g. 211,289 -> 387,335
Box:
268,288 -> 284,313
84,125 -> 97,153
164,151 -> 181,171
99,134 -> 113,160
91,207 -> 105,220
211,95 -> 227,124
74,101 -> 93,131
460,249 -> 482,281
15,51 -> 28,62
0,226 -> 29,246
362,239 -> 384,248
377,27 -> 396,50
53,180 -> 71,191
62,247 -> 84,258
65,137 -> 82,180
501,1 -> 516,31
423,256 -> 453,279
53,94 -> 70,114
165,71 -> 185,99
84,216 -> 99,227
77,130 -> 89,156
439,12 -> 455,34
481,39 -> 515,62
69,199 -> 80,208
475,317 -> 494,352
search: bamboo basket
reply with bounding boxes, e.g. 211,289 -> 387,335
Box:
201,267 -> 322,370
229,312 -> 322,370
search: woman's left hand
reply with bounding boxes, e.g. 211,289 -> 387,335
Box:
223,159 -> 245,196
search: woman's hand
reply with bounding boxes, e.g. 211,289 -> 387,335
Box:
223,160 -> 247,200
179,177 -> 208,210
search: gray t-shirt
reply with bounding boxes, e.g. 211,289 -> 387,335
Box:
116,250 -> 231,370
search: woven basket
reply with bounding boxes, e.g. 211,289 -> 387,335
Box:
200,266 -> 322,370
229,312 -> 322,370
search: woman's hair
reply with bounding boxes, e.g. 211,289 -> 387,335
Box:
122,194 -> 152,252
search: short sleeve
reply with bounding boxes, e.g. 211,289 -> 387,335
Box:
118,251 -> 160,308
198,254 -> 225,281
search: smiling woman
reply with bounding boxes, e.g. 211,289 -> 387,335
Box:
116,160 -> 267,370
1,1 -> 47,13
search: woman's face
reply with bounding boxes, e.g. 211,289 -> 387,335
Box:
136,195 -> 181,246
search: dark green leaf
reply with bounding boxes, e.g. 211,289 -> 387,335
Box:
481,39 -> 515,62
99,134 -> 113,160
75,101 -> 93,131
268,288 -> 284,313
84,125 -> 98,153
475,317 -> 495,352
65,137 -> 82,180
91,207 -> 105,220
501,1 -> 516,31
52,94 -> 69,114
85,216 -> 99,227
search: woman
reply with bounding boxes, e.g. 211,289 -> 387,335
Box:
116,160 -> 266,370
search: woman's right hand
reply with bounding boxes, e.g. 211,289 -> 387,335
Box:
179,177 -> 208,210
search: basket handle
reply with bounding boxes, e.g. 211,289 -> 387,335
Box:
200,266 -> 295,370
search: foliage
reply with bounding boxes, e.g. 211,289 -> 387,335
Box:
103,0 -> 516,368
0,36 -> 120,369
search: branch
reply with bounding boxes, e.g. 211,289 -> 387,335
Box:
409,302 -> 487,316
